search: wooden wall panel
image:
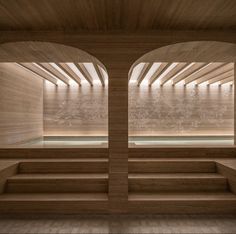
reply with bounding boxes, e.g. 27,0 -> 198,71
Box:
0,63 -> 43,145
108,64 -> 129,213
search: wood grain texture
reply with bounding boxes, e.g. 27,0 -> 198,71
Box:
108,63 -> 129,213
0,162 -> 18,193
0,32 -> 235,214
0,148 -> 108,159
0,0 -> 235,31
0,63 -> 43,145
128,147 -> 236,158
216,161 -> 236,193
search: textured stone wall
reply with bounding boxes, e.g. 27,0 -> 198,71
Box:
129,83 -> 234,136
43,82 -> 233,136
43,82 -> 108,136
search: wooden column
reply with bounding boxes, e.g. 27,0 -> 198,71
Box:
107,62 -> 129,213
235,63 -> 236,145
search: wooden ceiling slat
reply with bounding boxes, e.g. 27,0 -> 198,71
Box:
19,63 -> 58,85
208,70 -> 234,85
38,63 -> 70,85
137,63 -> 153,86
93,63 -> 105,87
196,63 -> 233,85
75,63 -> 93,86
57,63 -> 81,86
220,77 -> 234,85
160,63 -> 188,86
149,63 -> 170,86
172,63 -> 206,85
0,1 -> 235,31
184,63 -> 226,85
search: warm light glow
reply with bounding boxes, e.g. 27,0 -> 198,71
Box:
152,63 -> 178,85
141,63 -> 161,83
69,79 -> 78,86
129,63 -> 146,82
172,63 -> 195,80
83,63 -> 100,83
67,63 -> 88,83
34,63 -> 59,81
50,63 -> 74,83
99,65 -> 108,84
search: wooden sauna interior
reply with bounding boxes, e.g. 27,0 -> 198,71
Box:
0,0 -> 236,215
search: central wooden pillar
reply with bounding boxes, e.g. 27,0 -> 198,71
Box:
234,63 -> 236,145
107,62 -> 129,213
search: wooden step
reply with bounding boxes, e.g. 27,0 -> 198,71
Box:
0,193 -> 108,214
19,159 -> 108,173
129,173 -> 228,192
129,160 -> 216,173
128,192 -> 236,213
6,173 -> 108,193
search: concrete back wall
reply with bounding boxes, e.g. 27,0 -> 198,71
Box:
129,83 -> 234,136
43,82 -> 108,136
43,81 -> 234,136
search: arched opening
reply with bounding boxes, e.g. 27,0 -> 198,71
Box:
0,41 -> 108,148
128,41 -> 236,147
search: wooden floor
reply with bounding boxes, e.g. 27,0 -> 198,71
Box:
0,215 -> 236,234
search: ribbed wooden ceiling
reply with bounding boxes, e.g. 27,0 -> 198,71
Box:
130,62 -> 234,86
0,0 -> 235,30
17,62 -> 107,86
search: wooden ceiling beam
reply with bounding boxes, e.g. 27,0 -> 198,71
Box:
219,77 -> 234,85
208,70 -> 234,85
93,63 -> 105,87
137,63 -> 153,86
160,63 -> 188,86
19,63 -> 58,85
57,63 -> 81,86
172,63 -> 206,85
74,63 -> 93,86
38,63 -> 70,85
184,63 -> 226,85
149,63 -> 171,86
196,63 -> 233,85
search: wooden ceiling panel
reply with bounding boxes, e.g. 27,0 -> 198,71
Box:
149,63 -> 171,86
38,63 -> 70,85
220,77 -> 234,85
172,63 -> 206,85
196,63 -> 234,85
184,63 -> 226,85
208,70 -> 234,85
19,63 -> 58,85
75,63 -> 93,86
57,63 -> 81,86
137,63 -> 153,86
160,63 -> 188,86
0,0 -> 235,31
93,63 -> 105,87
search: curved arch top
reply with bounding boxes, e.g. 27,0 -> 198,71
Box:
130,41 -> 236,73
0,41 -> 107,72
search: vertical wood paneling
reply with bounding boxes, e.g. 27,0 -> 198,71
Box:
234,63 -> 236,145
0,63 -> 43,145
108,64 -> 129,213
